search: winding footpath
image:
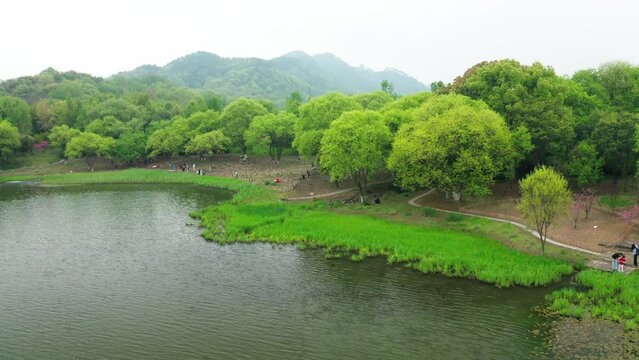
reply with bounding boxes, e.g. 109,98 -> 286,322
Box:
408,190 -> 601,256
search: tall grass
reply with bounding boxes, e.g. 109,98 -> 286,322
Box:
194,201 -> 573,287
547,270 -> 639,331
40,169 -> 273,203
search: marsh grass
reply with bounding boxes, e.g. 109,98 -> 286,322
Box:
194,201 -> 573,287
547,270 -> 639,331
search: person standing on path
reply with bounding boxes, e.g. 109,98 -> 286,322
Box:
612,253 -> 620,272
619,254 -> 627,273
632,243 -> 639,266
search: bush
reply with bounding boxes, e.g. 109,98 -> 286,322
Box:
599,195 -> 633,209
422,207 -> 438,217
446,213 -> 465,222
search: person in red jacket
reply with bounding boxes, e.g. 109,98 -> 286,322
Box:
618,254 -> 627,273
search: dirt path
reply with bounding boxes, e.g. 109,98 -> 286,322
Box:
282,179 -> 392,201
409,191 -> 602,256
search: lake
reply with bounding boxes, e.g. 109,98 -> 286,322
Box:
0,183 -> 557,359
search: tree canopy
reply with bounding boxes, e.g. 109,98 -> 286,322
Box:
65,132 -> 115,171
0,120 -> 21,162
244,112 -> 296,162
320,110 -> 391,202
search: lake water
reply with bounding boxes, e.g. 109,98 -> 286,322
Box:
0,183 -> 557,359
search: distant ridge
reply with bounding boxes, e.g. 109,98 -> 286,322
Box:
116,51 -> 427,102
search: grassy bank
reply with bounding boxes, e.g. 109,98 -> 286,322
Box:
40,169 -> 273,203
548,270 -> 639,331
194,201 -> 573,287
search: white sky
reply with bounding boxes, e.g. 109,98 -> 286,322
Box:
2,0 -> 637,84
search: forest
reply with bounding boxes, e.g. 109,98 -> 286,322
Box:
1,59 -> 639,200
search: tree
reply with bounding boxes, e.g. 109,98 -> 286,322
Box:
568,141 -> 604,188
86,116 -> 131,139
219,98 -> 269,151
0,96 -> 32,134
353,91 -> 393,111
146,122 -> 189,159
388,99 -> 514,202
517,166 -> 572,255
430,81 -> 445,93
185,130 -> 231,168
293,92 -> 362,159
113,132 -> 146,166
244,113 -> 296,163
48,125 -> 81,150
0,120 -> 21,163
570,201 -> 582,229
65,132 -> 115,171
33,99 -> 58,132
320,110 -> 391,203
285,91 -> 303,116
451,60 -> 578,167
591,111 -> 638,189
380,80 -> 397,98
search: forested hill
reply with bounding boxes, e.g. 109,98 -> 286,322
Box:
116,51 -> 427,101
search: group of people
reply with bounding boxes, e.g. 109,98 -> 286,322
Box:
611,243 -> 639,273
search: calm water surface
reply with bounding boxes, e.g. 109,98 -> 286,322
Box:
0,183 -> 556,359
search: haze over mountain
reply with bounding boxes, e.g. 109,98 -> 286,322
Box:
117,51 -> 427,102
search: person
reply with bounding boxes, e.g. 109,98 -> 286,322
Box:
274,178 -> 281,184
619,254 -> 627,273
374,195 -> 381,204
612,253 -> 621,272
632,243 -> 639,266
233,171 -> 239,178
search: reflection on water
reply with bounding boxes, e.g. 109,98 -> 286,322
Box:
1,183 -> 556,359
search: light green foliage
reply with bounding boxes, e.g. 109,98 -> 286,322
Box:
187,110 -> 221,134
86,115 -> 131,139
83,98 -> 147,125
0,96 -> 32,134
568,141 -> 604,188
591,111 -> 638,181
185,130 -> 231,165
354,91 -> 394,110
293,92 -> 362,159
65,132 -> 115,171
113,132 -> 146,165
510,126 -> 534,172
48,125 -> 81,149
320,110 -> 391,201
517,166 -> 571,254
598,62 -> 639,112
219,98 -> 269,150
195,202 -> 573,287
380,92 -> 431,112
244,112 -> 296,162
285,91 -> 303,116
146,120 -> 189,158
389,97 -> 514,198
0,120 -> 21,162
412,93 -> 488,122
381,109 -> 413,133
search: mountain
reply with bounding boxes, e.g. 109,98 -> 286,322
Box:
116,51 -> 427,102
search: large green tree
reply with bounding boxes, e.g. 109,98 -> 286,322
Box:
0,120 -> 21,163
590,111 -> 638,188
451,60 -> 581,167
388,98 -> 514,201
517,166 -> 572,255
320,110 -> 391,203
293,92 -> 362,159
185,130 -> 231,168
568,141 -> 604,189
65,132 -> 115,171
113,132 -> 146,166
244,112 -> 296,163
219,98 -> 269,151
146,121 -> 189,158
86,116 -> 131,139
0,96 -> 32,134
48,125 -> 81,150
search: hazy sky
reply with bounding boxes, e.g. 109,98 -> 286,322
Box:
2,0 -> 637,84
